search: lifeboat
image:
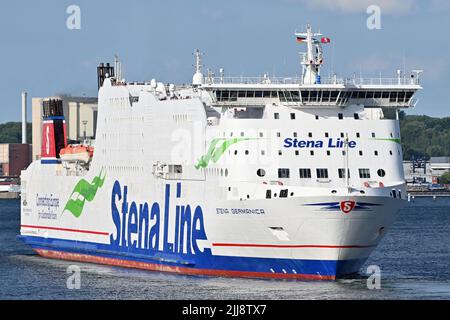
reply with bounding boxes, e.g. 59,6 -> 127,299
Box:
60,145 -> 93,163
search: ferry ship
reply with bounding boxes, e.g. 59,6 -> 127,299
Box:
19,25 -> 422,280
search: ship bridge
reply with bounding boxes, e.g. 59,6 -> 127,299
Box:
194,25 -> 422,110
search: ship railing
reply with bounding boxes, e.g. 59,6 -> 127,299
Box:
203,76 -> 420,86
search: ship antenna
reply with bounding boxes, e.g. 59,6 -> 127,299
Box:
192,49 -> 205,86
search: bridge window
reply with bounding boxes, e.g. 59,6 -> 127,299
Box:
359,168 -> 371,179
246,91 -> 255,98
316,168 -> 329,179
299,168 -> 311,178
278,168 -> 290,178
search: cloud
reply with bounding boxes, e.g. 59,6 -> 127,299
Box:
298,0 -> 416,14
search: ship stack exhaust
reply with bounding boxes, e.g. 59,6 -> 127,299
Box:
40,98 -> 67,164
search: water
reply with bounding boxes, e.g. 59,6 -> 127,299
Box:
0,198 -> 449,300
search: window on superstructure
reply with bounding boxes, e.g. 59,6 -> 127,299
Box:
316,168 -> 329,179
290,113 -> 296,120
322,91 -> 330,102
295,150 -> 299,156
340,132 -> 345,138
261,150 -> 265,156
278,168 -> 290,178
377,169 -> 386,177
259,132 -> 264,137
308,132 -> 312,138
372,132 -> 376,138
359,169 -> 371,179
293,132 -> 297,137
374,150 -> 379,156
359,151 -> 363,156
280,189 -> 288,198
327,151 -> 331,156
338,168 -> 350,179
354,113 -> 359,120
299,169 -> 311,179
310,150 -> 314,156
245,150 -> 249,155
277,132 -> 281,137
274,113 -> 280,119
338,113 -> 344,120
315,115 -> 319,120
356,132 -> 360,138
382,92 -> 389,99
266,190 -> 272,199
366,92 -> 374,99
325,132 -> 329,138
278,150 -> 282,156
257,169 -> 266,177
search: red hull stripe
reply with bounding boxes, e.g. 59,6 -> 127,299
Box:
212,243 -> 374,249
34,249 -> 336,281
21,225 -> 109,236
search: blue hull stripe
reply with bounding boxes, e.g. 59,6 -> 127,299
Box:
18,235 -> 368,278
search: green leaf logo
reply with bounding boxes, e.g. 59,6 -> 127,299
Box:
195,138 -> 253,169
63,168 -> 106,218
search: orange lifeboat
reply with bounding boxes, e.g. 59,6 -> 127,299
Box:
60,145 -> 93,163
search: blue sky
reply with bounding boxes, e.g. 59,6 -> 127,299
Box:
1,0 -> 449,122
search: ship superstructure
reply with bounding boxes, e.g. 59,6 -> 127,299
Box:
19,25 -> 422,280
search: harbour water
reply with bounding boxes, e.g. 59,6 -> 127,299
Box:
0,198 -> 449,300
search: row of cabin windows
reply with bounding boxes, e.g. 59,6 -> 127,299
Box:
275,112 -> 359,120
232,149 -> 396,157
227,130 -> 396,139
214,90 -> 414,103
273,168 -> 386,179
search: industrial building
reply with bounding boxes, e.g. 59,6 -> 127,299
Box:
403,157 -> 450,185
31,95 -> 98,160
0,143 -> 31,177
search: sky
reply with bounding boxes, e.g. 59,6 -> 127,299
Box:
0,0 -> 450,122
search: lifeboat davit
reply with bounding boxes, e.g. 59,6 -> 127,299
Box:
60,145 -> 93,163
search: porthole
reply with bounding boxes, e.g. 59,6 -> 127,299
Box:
257,169 -> 266,177
377,169 -> 386,177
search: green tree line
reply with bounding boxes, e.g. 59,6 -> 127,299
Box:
399,113 -> 450,160
0,122 -> 32,144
